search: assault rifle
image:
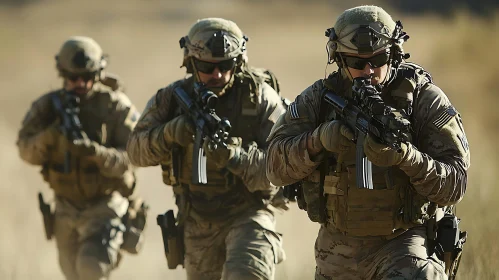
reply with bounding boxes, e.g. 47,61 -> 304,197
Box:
51,90 -> 85,173
323,77 -> 411,189
173,82 -> 231,184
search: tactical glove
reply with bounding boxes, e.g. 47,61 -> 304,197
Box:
313,120 -> 355,154
163,115 -> 195,147
204,137 -> 242,168
363,134 -> 413,167
70,139 -> 99,157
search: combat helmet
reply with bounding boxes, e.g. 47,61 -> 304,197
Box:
179,17 -> 249,73
325,5 -> 410,70
55,36 -> 107,77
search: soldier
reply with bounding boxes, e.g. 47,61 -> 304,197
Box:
126,18 -> 286,280
266,5 -> 470,280
17,36 -> 146,280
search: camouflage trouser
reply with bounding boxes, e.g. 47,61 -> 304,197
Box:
315,226 -> 447,280
54,191 -> 129,280
184,208 -> 286,280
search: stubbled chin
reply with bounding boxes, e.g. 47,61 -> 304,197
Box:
206,82 -> 226,88
73,89 -> 91,96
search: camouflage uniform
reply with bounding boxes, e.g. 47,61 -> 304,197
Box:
17,36 -> 142,280
127,18 -> 286,280
266,6 -> 470,280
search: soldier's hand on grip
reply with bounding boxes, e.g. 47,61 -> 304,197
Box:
204,137 -> 241,168
163,115 -> 195,147
71,139 -> 99,157
315,120 -> 355,154
363,134 -> 409,167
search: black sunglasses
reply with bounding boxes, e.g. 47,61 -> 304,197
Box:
65,72 -> 96,82
343,52 -> 390,70
193,58 -> 237,74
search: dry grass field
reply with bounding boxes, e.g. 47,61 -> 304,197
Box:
0,0 -> 497,279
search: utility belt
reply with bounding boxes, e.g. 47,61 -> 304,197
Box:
285,179 -> 467,278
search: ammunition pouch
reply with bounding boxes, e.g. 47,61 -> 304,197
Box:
38,192 -> 54,240
429,213 -> 467,280
157,210 -> 184,269
121,198 -> 148,254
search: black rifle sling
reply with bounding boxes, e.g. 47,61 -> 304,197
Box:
318,86 -> 331,223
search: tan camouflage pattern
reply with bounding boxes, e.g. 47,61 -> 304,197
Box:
314,226 -> 446,279
54,191 -> 129,280
266,80 -> 325,186
56,36 -> 106,74
17,81 -> 140,279
17,82 -> 139,204
266,65 -> 469,277
329,6 -> 396,54
183,18 -> 246,62
127,72 -> 286,278
127,78 -> 285,195
266,78 -> 469,205
184,209 -> 285,280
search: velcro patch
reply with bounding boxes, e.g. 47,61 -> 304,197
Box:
458,133 -> 469,152
433,106 -> 457,130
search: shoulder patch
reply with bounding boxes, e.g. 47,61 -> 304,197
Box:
457,133 -> 469,152
289,102 -> 300,119
433,106 -> 457,130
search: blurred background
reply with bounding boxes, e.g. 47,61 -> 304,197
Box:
1,0 -> 498,279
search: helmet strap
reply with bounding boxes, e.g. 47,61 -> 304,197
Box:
337,54 -> 354,82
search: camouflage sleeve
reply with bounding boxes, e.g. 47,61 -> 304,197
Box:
400,83 -> 470,206
266,80 -> 324,186
16,94 -> 57,165
226,83 -> 287,192
126,87 -> 174,167
92,92 -> 140,178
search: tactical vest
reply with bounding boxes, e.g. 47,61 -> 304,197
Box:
160,67 -> 283,220
301,63 -> 437,237
43,86 -> 135,208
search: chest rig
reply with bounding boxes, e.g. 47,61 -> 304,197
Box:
160,68 -> 277,220
44,86 -> 133,207
302,63 -> 435,237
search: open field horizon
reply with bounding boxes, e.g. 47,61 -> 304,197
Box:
1,1 -> 498,279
